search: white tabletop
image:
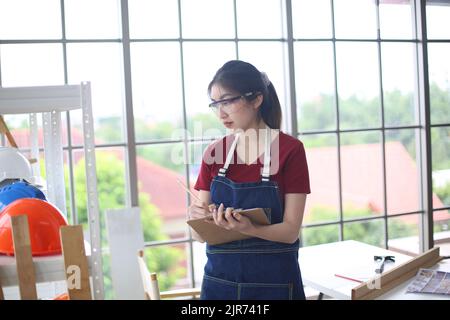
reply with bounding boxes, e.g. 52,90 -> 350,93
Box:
298,240 -> 450,300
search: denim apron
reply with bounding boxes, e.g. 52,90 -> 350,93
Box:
200,129 -> 306,300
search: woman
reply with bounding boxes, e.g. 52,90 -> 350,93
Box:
189,60 -> 310,300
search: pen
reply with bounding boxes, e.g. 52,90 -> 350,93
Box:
175,178 -> 202,202
334,274 -> 363,283
176,179 -> 222,215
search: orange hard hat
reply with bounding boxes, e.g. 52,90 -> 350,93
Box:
0,198 -> 68,256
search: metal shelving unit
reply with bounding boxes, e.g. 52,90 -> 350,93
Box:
0,82 -> 104,300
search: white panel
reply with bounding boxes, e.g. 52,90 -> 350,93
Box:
106,207 -> 145,300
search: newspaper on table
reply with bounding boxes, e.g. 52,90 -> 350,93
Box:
406,268 -> 450,295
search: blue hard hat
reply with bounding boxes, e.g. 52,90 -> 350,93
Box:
0,181 -> 47,211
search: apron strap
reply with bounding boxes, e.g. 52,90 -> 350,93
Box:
218,129 -> 272,182
261,128 -> 271,182
218,133 -> 240,177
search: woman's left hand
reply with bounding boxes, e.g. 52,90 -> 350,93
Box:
208,203 -> 252,233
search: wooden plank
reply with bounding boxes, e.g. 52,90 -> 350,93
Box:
137,250 -> 151,299
60,225 -> 92,300
11,215 -> 38,300
0,115 -> 18,148
160,288 -> 201,299
0,281 -> 4,300
352,247 -> 441,300
150,273 -> 161,300
137,250 -> 201,300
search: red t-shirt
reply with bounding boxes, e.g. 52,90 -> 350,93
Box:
194,131 -> 311,202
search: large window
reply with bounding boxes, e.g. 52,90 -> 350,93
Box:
295,0 -> 450,259
0,0 -> 449,298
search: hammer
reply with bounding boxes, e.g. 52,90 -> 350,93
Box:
374,255 -> 395,274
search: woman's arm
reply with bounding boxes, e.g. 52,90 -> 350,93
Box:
211,193 -> 307,244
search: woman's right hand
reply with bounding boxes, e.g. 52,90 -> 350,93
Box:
188,200 -> 214,220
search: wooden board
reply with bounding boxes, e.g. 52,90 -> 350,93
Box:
0,280 -> 4,300
160,288 -> 201,299
352,246 -> 441,300
0,115 -> 18,148
187,208 -> 271,245
11,215 -> 38,300
138,250 -> 201,300
60,225 -> 92,300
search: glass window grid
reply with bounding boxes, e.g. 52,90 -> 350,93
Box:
0,0 -> 448,292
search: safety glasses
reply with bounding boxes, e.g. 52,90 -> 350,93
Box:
208,92 -> 257,114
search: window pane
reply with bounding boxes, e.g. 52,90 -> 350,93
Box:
94,148 -> 128,213
66,43 -> 125,144
3,114 -> 32,145
343,219 -> 384,247
136,143 -> 187,239
432,127 -> 450,209
0,44 -> 64,86
428,43 -> 450,125
180,0 -> 235,39
301,134 -> 340,224
434,210 -> 450,257
183,42 -> 235,138
385,129 -> 420,215
381,43 -> 418,126
68,109 -> 85,147
236,0 -> 282,38
131,42 -> 184,141
128,0 -> 179,39
301,225 -> 340,247
295,42 -> 336,131
379,0 -> 414,39
238,41 -> 286,121
334,0 -> 378,39
64,0 -> 121,39
143,244 -> 190,292
388,214 -> 420,256
292,0 -> 332,39
336,42 -> 381,129
426,0 -> 450,39
62,150 -> 73,222
341,132 -> 383,220
72,149 -> 86,221
189,140 -> 212,186
0,0 -> 61,39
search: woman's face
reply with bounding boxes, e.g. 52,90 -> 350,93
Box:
209,84 -> 262,131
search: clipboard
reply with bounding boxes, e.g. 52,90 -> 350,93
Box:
186,208 -> 271,245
